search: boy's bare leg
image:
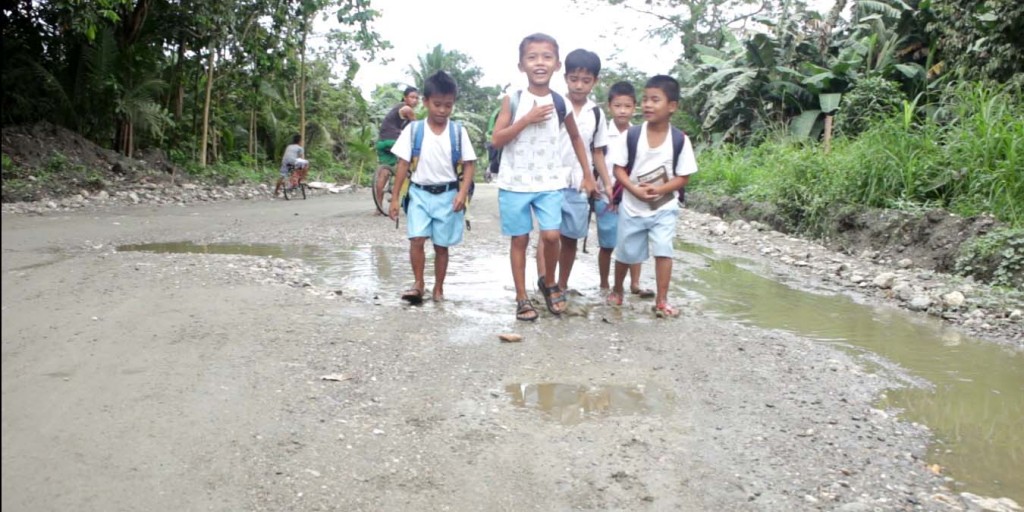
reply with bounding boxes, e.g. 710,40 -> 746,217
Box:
510,234 -> 530,300
409,237 -> 427,293
432,244 -> 449,301
598,247 -> 613,290
629,263 -> 643,291
557,234 -> 578,291
654,256 -> 673,305
612,260 -> 629,296
539,229 -> 561,288
374,166 -> 389,214
274,177 -> 283,196
536,237 -> 547,283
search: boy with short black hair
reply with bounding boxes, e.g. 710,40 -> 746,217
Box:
606,75 -> 697,317
388,71 -> 476,304
596,81 -> 651,298
536,48 -> 613,297
491,33 -> 592,321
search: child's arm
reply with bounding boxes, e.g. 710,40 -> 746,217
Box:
564,115 -> 596,195
453,161 -> 475,212
388,158 -> 411,221
592,146 -> 613,201
491,97 -> 555,148
644,175 -> 689,198
613,164 -> 640,199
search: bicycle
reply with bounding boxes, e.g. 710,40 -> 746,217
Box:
371,163 -> 394,215
281,163 -> 308,200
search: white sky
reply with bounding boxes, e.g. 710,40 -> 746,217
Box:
320,0 -> 836,99
328,0 -> 686,98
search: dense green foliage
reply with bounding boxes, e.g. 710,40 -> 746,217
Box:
692,82 -> 1023,230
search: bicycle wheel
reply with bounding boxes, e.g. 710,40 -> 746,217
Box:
298,183 -> 307,200
282,182 -> 292,200
371,166 -> 393,215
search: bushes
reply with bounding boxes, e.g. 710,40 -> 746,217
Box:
694,81 -> 1023,229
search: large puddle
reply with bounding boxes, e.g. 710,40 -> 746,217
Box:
119,240 -> 1023,501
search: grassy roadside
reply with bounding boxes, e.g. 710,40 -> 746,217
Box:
690,82 -> 1023,289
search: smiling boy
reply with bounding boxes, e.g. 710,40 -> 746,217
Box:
605,75 -> 697,317
490,33 -> 591,321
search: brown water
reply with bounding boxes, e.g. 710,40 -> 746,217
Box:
675,244 -> 1024,502
117,240 -> 1024,501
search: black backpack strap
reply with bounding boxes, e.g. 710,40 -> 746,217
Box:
671,127 -> 685,171
552,92 -> 567,126
625,125 -> 642,175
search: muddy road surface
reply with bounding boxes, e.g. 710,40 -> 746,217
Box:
3,185 -> 1019,511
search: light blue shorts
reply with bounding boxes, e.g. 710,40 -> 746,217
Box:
560,188 -> 591,240
406,185 -> 464,247
615,209 -> 678,264
498,189 -> 562,236
595,198 -> 618,249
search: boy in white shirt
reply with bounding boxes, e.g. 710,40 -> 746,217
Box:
595,81 -> 651,298
536,48 -> 613,297
388,71 -> 477,304
606,75 -> 698,317
490,33 -> 592,321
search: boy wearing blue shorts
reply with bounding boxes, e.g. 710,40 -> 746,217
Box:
388,71 -> 476,304
491,33 -> 592,321
606,75 -> 697,317
596,82 -> 650,298
536,48 -> 613,297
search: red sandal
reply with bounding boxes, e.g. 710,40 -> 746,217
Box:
653,302 -> 679,318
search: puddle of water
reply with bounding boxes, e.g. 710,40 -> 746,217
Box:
506,382 -> 674,425
676,245 -> 1024,502
117,241 -> 319,259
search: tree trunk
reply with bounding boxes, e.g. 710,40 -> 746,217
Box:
173,36 -> 186,122
199,49 -> 215,167
299,16 -> 308,146
823,114 -> 834,153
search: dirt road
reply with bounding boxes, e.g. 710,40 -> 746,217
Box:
0,185 -> 1001,511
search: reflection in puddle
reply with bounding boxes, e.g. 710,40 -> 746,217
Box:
675,247 -> 1024,502
506,382 -> 674,425
117,241 -> 319,259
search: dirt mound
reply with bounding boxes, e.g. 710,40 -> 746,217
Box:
688,192 -> 1008,281
1,122 -> 181,202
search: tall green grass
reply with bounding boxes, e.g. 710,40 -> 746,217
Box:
693,82 -> 1024,230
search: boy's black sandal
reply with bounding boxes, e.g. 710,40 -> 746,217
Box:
516,299 -> 538,321
542,284 -> 567,315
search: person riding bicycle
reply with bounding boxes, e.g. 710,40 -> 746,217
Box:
374,86 -> 420,212
275,134 -> 309,196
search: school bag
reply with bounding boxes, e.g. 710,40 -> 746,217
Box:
486,90 -> 568,174
611,124 -> 687,205
399,119 -> 464,214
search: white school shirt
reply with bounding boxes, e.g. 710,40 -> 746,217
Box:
606,121 -> 698,218
560,99 -> 608,191
280,144 -> 304,172
496,90 -> 569,192
601,120 -> 630,195
391,121 -> 477,185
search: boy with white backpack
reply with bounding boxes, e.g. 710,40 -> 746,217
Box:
388,71 -> 477,304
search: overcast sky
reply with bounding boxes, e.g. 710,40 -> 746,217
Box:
323,0 -> 835,98
323,0 -> 685,98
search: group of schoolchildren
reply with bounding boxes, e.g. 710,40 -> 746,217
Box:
385,32 -> 698,321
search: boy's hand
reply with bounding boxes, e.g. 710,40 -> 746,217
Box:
452,191 -> 468,212
523,101 -> 555,125
580,177 -> 597,197
388,199 -> 400,221
637,182 -> 662,202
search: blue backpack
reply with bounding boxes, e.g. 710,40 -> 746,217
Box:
487,90 -> 568,174
400,119 -> 465,213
